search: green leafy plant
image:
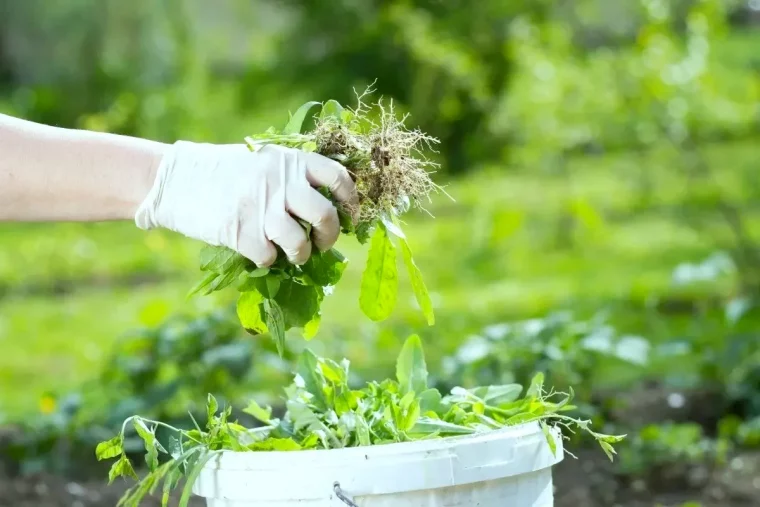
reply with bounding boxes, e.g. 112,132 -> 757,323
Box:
192,89 -> 442,355
441,311 -> 649,401
618,422 -> 731,478
5,306 -> 288,476
719,415 -> 760,449
97,335 -> 625,507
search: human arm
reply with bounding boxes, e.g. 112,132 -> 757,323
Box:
0,113 -> 358,265
0,113 -> 165,222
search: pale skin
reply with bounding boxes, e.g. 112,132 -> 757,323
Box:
0,113 -> 165,222
0,113 -> 357,265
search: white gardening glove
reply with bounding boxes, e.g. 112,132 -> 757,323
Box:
135,140 -> 357,266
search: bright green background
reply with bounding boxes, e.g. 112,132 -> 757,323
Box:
0,0 -> 758,449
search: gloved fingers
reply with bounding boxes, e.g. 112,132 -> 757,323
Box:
265,207 -> 312,265
302,152 -> 359,211
233,185 -> 279,267
236,224 -> 278,268
287,183 -> 340,252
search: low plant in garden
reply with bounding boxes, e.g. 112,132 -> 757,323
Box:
97,335 -> 625,507
440,311 -> 649,400
618,422 -> 731,478
191,88 -> 444,355
4,306 -> 287,476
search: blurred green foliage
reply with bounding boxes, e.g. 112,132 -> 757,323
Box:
2,1 -> 756,169
0,0 -> 759,497
438,310 -> 648,400
4,307 -> 290,476
618,422 -> 731,477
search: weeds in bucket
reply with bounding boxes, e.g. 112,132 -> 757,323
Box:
190,87 -> 445,356
97,335 -> 625,507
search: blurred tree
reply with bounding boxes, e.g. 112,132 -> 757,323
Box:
0,0 -> 755,172
0,0 -> 269,142
258,0 -> 554,173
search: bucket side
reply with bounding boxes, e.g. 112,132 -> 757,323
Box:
194,424 -> 563,502
202,468 -> 555,507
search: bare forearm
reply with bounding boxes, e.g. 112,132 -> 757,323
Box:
0,113 -> 167,221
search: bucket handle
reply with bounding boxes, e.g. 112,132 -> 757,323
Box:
333,482 -> 359,507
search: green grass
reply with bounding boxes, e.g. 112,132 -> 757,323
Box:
0,138 -> 757,416
0,281 -> 233,416
0,224 -> 200,292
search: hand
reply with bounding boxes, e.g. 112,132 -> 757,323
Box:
135,141 -> 357,266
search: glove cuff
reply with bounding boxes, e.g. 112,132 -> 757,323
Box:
134,140 -> 186,231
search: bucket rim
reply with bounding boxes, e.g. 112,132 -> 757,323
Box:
208,421 -> 543,469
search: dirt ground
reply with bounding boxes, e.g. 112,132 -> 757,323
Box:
2,449 -> 758,507
552,449 -> 759,507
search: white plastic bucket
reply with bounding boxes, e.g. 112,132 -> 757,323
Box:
192,422 -> 564,506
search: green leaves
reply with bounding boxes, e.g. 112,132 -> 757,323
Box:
96,436 -> 123,461
179,452 -> 213,507
194,226 -> 340,357
236,291 -> 267,334
303,314 -> 321,340
264,299 -> 286,356
382,218 -> 434,326
199,245 -> 237,272
410,418 -> 475,436
275,280 -> 322,330
243,400 -> 273,425
191,98 -> 438,345
134,418 -> 164,470
360,223 -> 398,321
541,421 -> 557,457
206,394 -> 219,426
301,248 -> 347,286
418,388 -> 443,413
248,438 -> 302,451
296,349 -> 328,410
108,455 -> 138,484
236,275 -> 325,353
190,246 -> 246,297
470,384 -> 523,405
592,432 -> 627,444
598,440 -> 618,461
527,372 -> 545,398
251,275 -> 281,299
100,334 -> 626,507
97,433 -> 137,486
284,101 -> 322,134
590,431 -> 627,462
396,334 -> 428,395
320,99 -> 345,121
399,236 -> 435,325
